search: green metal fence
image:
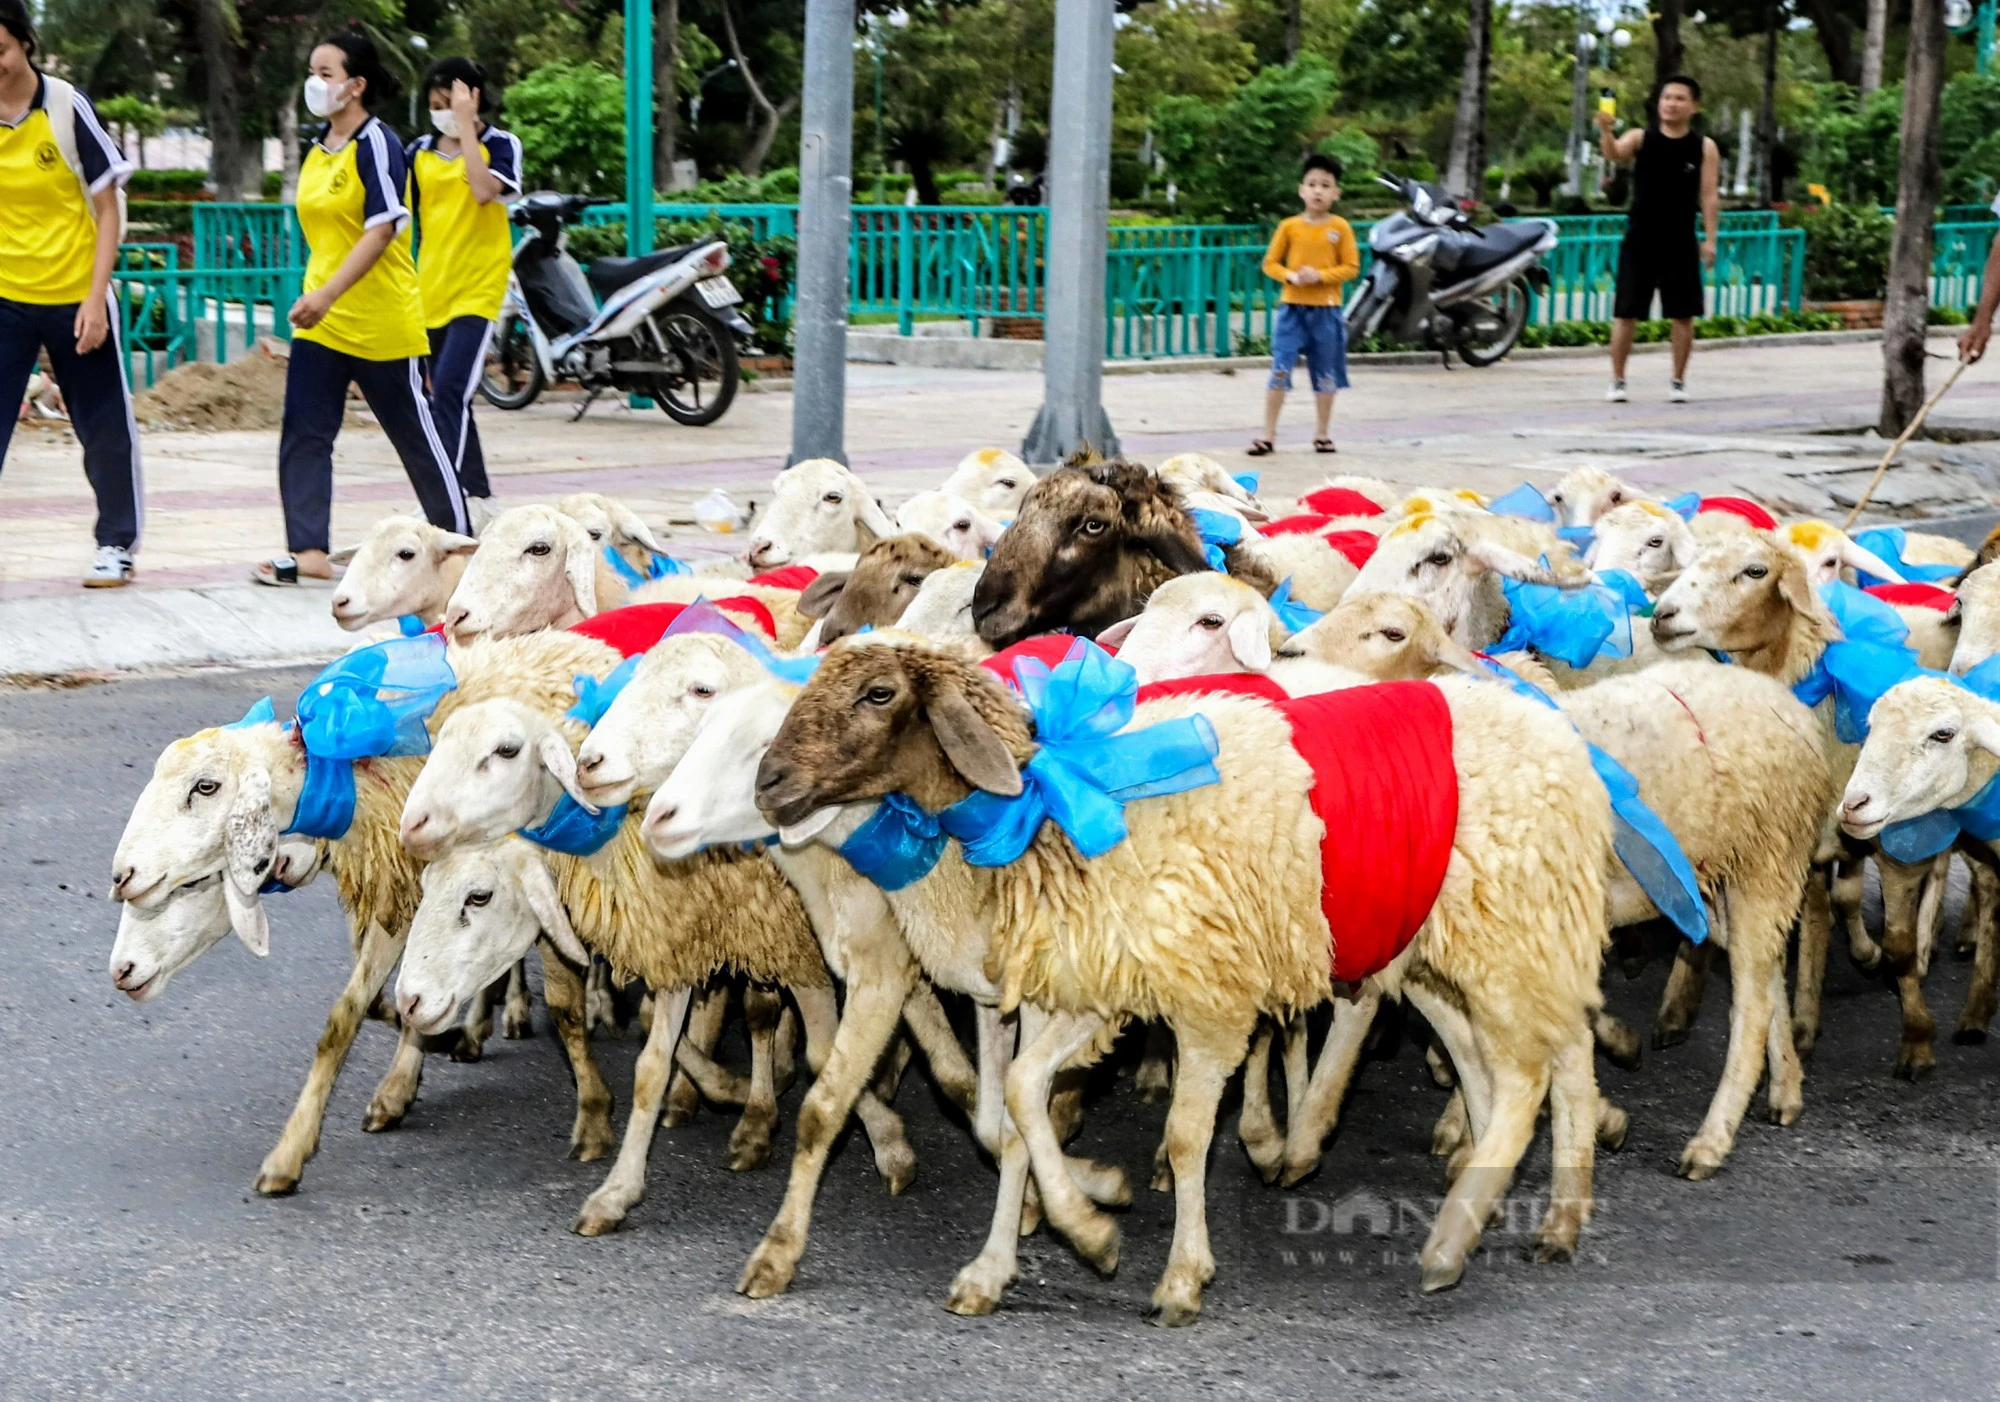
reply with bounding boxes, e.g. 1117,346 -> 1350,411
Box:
1528,227 -> 1805,327
1932,221 -> 1998,312
114,242 -> 300,388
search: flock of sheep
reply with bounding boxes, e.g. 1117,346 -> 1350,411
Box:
104,445 -> 2000,1325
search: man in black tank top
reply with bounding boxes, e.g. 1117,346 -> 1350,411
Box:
1595,74 -> 1720,403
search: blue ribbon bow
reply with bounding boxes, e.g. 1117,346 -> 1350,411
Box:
1232,472 -> 1261,495
1851,526 -> 1963,589
602,543 -> 691,587
1666,491 -> 1702,521
397,614 -> 428,637
1877,657 -> 2000,861
1479,658 -> 1709,943
1188,508 -> 1244,571
1268,577 -> 1325,633
838,793 -> 949,889
1595,568 -> 1653,616
1791,581 -> 1922,743
1493,567 -> 1633,669
569,655 -> 642,727
518,795 -> 628,856
1556,524 -> 1597,553
1488,482 -> 1555,523
935,639 -> 1221,867
660,598 -> 822,684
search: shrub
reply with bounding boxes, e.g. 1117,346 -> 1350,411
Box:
507,61 -> 626,195
126,169 -> 208,198
1152,54 -> 1344,223
1785,202 -> 1894,301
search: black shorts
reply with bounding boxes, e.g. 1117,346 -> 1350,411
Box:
1613,237 -> 1703,320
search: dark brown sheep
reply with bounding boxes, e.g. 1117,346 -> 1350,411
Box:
970,458 -> 1275,648
794,534 -> 960,646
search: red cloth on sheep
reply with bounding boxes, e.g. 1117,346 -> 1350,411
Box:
981,634 -> 1109,689
1865,582 -> 1956,612
1136,673 -> 1291,705
1299,486 -> 1385,518
1322,530 -> 1381,568
1262,513 -> 1339,537
747,565 -> 820,592
569,598 -> 779,657
1696,496 -> 1778,531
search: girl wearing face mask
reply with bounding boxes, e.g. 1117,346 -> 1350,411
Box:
256,30 -> 466,587
407,57 -> 519,511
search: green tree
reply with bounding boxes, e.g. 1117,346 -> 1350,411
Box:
1152,53 -> 1345,221
506,59 -> 627,193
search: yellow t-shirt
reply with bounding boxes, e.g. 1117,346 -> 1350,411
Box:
1262,214 -> 1362,307
294,117 -> 430,360
0,76 -> 131,305
410,125 -> 522,327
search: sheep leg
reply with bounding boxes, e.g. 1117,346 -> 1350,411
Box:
1880,857 -> 1938,1080
773,1003 -> 799,1094
452,971 -> 499,1063
539,942 -> 616,1161
947,1092 -> 1035,1316
1678,900 -> 1782,1179
1280,986 -> 1382,1186
1763,961 -> 1805,1126
1006,1009 -> 1119,1275
1533,1026 -> 1599,1263
1651,937 -> 1712,1050
1432,1088 -> 1471,1159
502,958 -> 533,1039
572,986 -> 693,1237
1134,1021 -> 1174,1103
361,1020 -> 426,1131
726,984 -> 784,1172
1835,855 -> 1879,971
1416,1050 -> 1546,1294
584,956 -> 620,1036
1419,997 -> 1494,1189
253,919 -> 404,1195
901,982 -> 978,1114
664,983 -> 731,1125
1281,1014 -> 1310,1121
1957,855 -> 1997,962
1792,868 -> 1833,1058
1593,1008 -> 1643,1068
791,983 -> 918,1194
738,961 -> 918,1299
1234,1022 -> 1285,1183
1149,1021 -> 1247,1328
1956,859 -> 2000,1042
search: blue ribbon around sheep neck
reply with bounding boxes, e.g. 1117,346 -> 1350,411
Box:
934,638 -> 1222,868
1666,491 -> 1702,520
397,614 -> 428,637
1874,656 -> 2000,862
1493,566 -> 1634,670
516,666 -> 639,857
1232,472 -> 1260,495
839,793 -> 949,889
1488,482 -> 1555,523
663,597 -> 823,684
1478,656 -> 1710,944
1852,526 -> 1963,589
601,543 -> 691,587
1188,508 -> 1243,571
1790,581 -> 1922,744
1268,577 -> 1324,633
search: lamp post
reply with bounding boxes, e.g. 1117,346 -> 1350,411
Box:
857,8 -> 909,204
687,59 -> 736,130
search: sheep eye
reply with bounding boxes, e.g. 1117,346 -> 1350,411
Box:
1197,614 -> 1225,631
586,527 -> 604,541
691,683 -> 715,698
1381,627 -> 1407,643
1930,728 -> 1958,744
191,777 -> 220,798
953,520 -> 972,533
901,574 -> 926,589
1424,551 -> 1452,569
1742,564 -> 1769,580
526,541 -> 552,557
1609,491 -> 1624,504
822,491 -> 844,505
396,547 -> 417,561
494,741 -> 521,759
465,890 -> 492,908
1080,519 -> 1108,536
997,478 -> 1017,489
864,684 -> 896,705
1645,536 -> 1665,550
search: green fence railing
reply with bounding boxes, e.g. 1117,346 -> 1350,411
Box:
1932,220 -> 1998,313
113,243 -> 301,388
1528,227 -> 1805,327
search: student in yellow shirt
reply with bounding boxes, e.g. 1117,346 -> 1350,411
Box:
1251,154 -> 1360,456
0,0 -> 142,587
408,58 -> 520,505
255,30 -> 468,588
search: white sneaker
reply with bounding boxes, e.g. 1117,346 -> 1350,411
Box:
1606,380 -> 1628,403
83,544 -> 134,588
1668,380 -> 1689,403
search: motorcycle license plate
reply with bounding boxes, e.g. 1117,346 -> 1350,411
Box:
696,276 -> 742,309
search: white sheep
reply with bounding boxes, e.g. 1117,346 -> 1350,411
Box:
1585,499 -> 1698,586
1153,452 -> 1263,514
894,490 -> 1006,561
107,630 -> 628,1195
554,491 -> 669,573
328,517 -> 480,632
1951,561 -> 2000,674
940,447 -> 1035,519
1776,519 -> 1910,588
755,633 -> 1614,1318
744,459 -> 895,570
1546,466 -> 1640,527
892,560 -> 990,647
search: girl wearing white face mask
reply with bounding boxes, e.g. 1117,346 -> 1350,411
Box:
256,30 -> 466,587
407,57 -> 520,510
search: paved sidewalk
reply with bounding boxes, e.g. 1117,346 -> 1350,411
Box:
5,336 -> 1998,678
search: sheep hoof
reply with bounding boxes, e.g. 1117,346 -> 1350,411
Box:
1430,1119 -> 1468,1159
1849,941 -> 1884,973
1790,1020 -> 1818,1059
1069,1158 -> 1132,1208
361,1101 -> 405,1134
1649,1021 -> 1690,1051
1532,1237 -> 1576,1265
1240,1133 -> 1285,1184
1134,1057 -> 1173,1103
569,1119 -> 615,1163
1279,1155 -> 1322,1189
945,1257 -> 1011,1316
1596,1103 -> 1630,1151
1894,1044 -> 1936,1081
662,1075 -> 700,1127
1150,1142 -> 1173,1193
1676,1139 -> 1726,1181
449,1037 -> 484,1064
1418,1257 -> 1465,1293
502,1008 -> 533,1040
726,1132 -> 773,1174
1146,1282 -> 1204,1328
1768,1095 -> 1803,1126
1072,1215 -> 1121,1277
251,1168 -> 299,1197
876,1141 -> 918,1197
571,1205 -> 626,1237
1952,1024 -> 1989,1046
736,1242 -> 798,1299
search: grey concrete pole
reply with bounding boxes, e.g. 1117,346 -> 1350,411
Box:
1021,0 -> 1119,465
789,0 -> 855,465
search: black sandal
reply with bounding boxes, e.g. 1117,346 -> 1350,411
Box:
1246,439 -> 1275,457
1314,438 -> 1338,454
252,556 -> 334,587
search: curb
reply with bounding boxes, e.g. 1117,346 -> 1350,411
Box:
0,583 -> 356,686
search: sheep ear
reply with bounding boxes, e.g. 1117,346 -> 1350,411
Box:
1094,615 -> 1140,650
927,684 -> 1023,796
514,848 -> 590,967
796,570 -> 851,619
224,767 -> 277,957
610,502 -> 665,554
1427,631 -> 1490,678
1227,610 -> 1273,670
536,732 -> 600,814
1968,714 -> 2000,761
437,531 -> 480,557
1134,521 -> 1212,577
562,522 -> 599,617
1465,538 -> 1560,584
1777,553 -> 1819,623
1840,538 -> 1906,585
855,486 -> 897,543
328,544 -> 360,566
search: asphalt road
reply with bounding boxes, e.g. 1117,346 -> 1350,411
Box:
4,667 -> 1998,1401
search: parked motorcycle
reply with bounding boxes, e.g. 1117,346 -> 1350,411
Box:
1342,176 -> 1556,367
480,192 -> 754,424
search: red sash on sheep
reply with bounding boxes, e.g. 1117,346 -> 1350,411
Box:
1864,582 -> 1955,612
1299,486 -> 1385,517
982,634 -> 1113,689
570,598 -> 779,656
747,565 -> 821,592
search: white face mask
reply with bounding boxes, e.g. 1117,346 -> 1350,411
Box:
303,74 -> 349,119
429,108 -> 460,140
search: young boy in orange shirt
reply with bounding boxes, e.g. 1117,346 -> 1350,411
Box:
1251,154 -> 1360,455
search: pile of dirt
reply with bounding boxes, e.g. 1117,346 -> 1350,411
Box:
134,351 -> 292,432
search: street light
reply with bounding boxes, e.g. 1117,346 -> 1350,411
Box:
858,7 -> 910,204
686,58 -> 736,130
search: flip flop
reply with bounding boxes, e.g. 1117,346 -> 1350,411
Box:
1314,439 -> 1338,454
1246,439 -> 1275,457
252,556 -> 332,587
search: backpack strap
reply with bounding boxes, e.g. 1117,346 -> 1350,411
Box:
40,74 -> 128,243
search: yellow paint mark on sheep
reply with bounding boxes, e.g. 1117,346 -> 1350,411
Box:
1637,499 -> 1671,519
1386,513 -> 1436,539
974,447 -> 1003,465
1784,520 -> 1838,550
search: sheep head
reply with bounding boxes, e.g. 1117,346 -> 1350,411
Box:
1154,452 -> 1265,517
1840,678 -> 2000,840
744,459 -> 894,569
757,636 -> 1031,834
557,492 -> 666,574
1346,512 -> 1582,649
1546,466 -> 1638,528
573,633 -> 776,809
1650,530 -> 1830,669
972,459 -> 1212,648
803,533 -> 961,646
940,447 -> 1035,519
1095,573 -> 1280,685
643,681 -> 797,860
329,517 -> 478,631
400,699 -> 596,858
1949,561 -> 2000,675
895,489 -> 1006,561
1289,593 -> 1483,682
1586,500 -> 1695,587
895,561 -> 989,645
443,505 -> 603,639
1777,519 -> 1907,589
395,839 -> 589,1036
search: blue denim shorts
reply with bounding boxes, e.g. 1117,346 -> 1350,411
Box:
1268,302 -> 1350,393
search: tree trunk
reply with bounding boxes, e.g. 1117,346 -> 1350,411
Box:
195,0 -> 245,199
1756,5 -> 1780,206
1443,0 -> 1491,199
1881,0 -> 1947,436
278,85 -> 301,201
1861,0 -> 1888,95
654,0 -> 680,188
1284,0 -> 1302,62
1797,0 -> 1861,86
718,0 -> 794,178
1653,0 -> 1687,84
